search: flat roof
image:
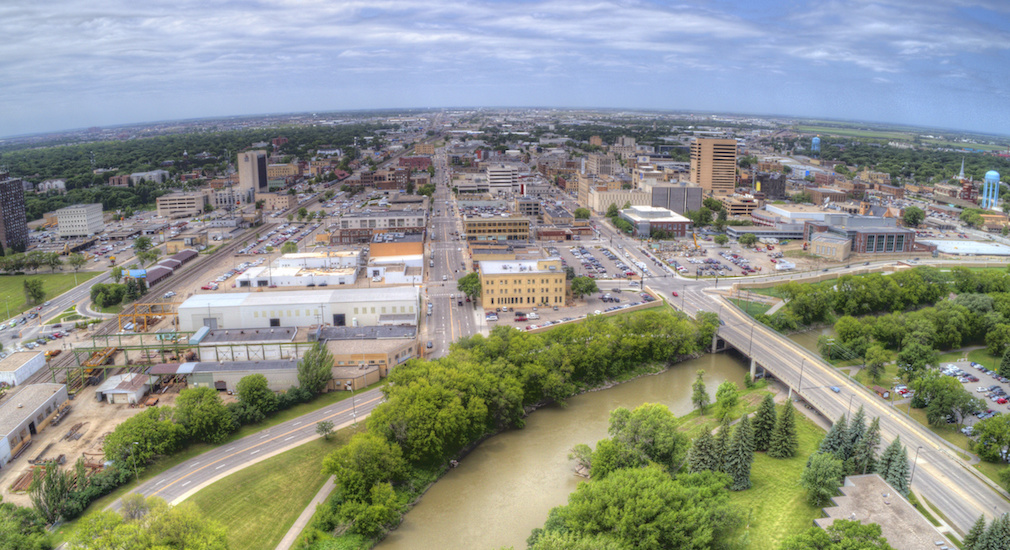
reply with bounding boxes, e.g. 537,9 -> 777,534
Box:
0,384 -> 65,436
201,327 -> 297,344
0,351 -> 42,372
153,360 -> 298,375
281,251 -> 360,259
480,258 -> 560,275
319,325 -> 417,340
180,287 -> 419,310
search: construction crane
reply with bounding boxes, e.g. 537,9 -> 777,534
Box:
692,232 -> 700,249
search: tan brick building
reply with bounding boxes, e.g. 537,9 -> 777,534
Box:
479,258 -> 565,309
463,216 -> 530,241
690,138 -> 738,196
255,192 -> 296,211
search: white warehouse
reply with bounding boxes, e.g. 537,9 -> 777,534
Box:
177,287 -> 421,332
0,352 -> 46,387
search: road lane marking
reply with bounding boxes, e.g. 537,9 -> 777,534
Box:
292,421 -> 301,426
284,436 -> 295,441
155,479 -> 165,485
216,464 -> 228,470
259,434 -> 270,439
181,481 -> 191,487
225,447 -> 235,452
250,449 -> 260,455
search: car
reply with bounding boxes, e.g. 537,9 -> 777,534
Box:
671,291 -> 679,297
442,275 -> 447,281
830,386 -> 841,393
43,301 -> 51,306
979,387 -> 991,393
594,310 -> 602,315
426,341 -> 433,349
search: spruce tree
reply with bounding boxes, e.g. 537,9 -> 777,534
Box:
687,432 -> 719,473
752,394 -> 776,452
692,370 -> 710,414
768,402 -> 798,459
880,437 -> 910,496
819,414 -> 849,459
851,417 -> 881,475
985,514 -> 1010,550
1001,348 -> 1010,378
726,415 -> 754,491
963,514 -> 987,550
847,405 -> 866,458
713,416 -> 733,472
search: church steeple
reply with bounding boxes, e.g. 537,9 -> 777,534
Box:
959,157 -> 965,180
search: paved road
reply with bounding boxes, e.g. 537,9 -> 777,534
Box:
109,388 -> 384,509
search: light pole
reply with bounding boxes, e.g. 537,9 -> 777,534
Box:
909,445 -> 923,486
797,358 -> 806,394
131,441 -> 140,483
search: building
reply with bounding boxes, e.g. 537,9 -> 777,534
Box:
109,175 -> 131,187
809,232 -> 852,261
0,384 -> 69,466
36,179 -> 66,194
56,203 -> 103,238
587,188 -> 651,215
321,325 -> 418,378
414,143 -> 435,155
235,265 -> 358,288
153,360 -> 301,393
486,164 -> 520,195
804,214 -> 916,255
166,234 -> 207,254
0,352 -> 45,387
589,135 -> 603,147
585,153 -> 616,176
129,170 -> 171,185
336,210 -> 427,235
753,172 -> 787,200
720,195 -> 761,217
859,169 -> 891,185
399,157 -> 433,170
266,163 -> 301,180
514,197 -> 542,219
463,215 -> 531,242
255,192 -> 297,211
94,373 -> 153,404
651,183 -> 703,215
238,150 -> 269,202
479,258 -> 565,309
177,287 -> 421,331
690,138 -> 738,196
359,168 -> 410,190
0,173 -> 28,253
619,206 -> 692,237
156,193 -> 207,218
276,251 -> 362,269
809,187 -> 849,204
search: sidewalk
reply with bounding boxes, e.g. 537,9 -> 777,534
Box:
274,477 -> 336,550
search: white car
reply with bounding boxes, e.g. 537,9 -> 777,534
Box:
977,387 -> 990,393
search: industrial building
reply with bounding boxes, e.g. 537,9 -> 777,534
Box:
56,203 -> 104,238
95,373 -> 153,404
0,352 -> 46,387
690,138 -> 737,196
177,287 -> 421,331
234,265 -> 358,287
479,258 -> 565,309
151,360 -> 300,393
0,384 -> 69,467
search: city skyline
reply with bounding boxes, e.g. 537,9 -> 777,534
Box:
3,0 -> 1010,137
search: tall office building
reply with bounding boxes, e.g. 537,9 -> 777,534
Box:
0,173 -> 28,253
486,164 -> 519,196
238,150 -> 268,203
689,138 -> 738,196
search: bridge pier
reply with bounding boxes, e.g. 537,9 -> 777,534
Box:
711,333 -> 718,354
750,357 -> 756,379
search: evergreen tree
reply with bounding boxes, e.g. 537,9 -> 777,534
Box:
963,514 -> 987,550
768,402 -> 799,459
879,437 -> 910,496
1001,348 -> 1010,378
847,405 -> 867,458
985,514 -> 1010,550
726,415 -> 754,491
692,370 -> 709,414
819,414 -> 849,459
686,432 -> 719,473
713,416 -> 732,472
851,417 -> 881,476
752,394 -> 776,452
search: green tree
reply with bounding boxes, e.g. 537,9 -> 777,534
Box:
896,341 -> 936,382
133,236 -> 153,254
819,414 -> 850,459
781,519 -> 895,550
800,452 -> 844,506
235,374 -> 278,415
103,406 -> 183,468
0,501 -> 51,549
714,234 -> 729,245
738,233 -> 758,247
280,241 -> 298,254
173,387 -> 236,444
322,432 -> 407,501
768,402 -> 798,459
111,265 -> 123,284
297,341 -> 334,395
607,403 -> 689,473
68,252 -> 87,273
703,197 -> 724,212
1000,348 -> 1010,378
686,432 -> 719,473
712,416 -> 732,472
752,394 -> 777,452
316,420 -> 334,440
691,370 -> 709,414
456,272 -> 481,300
714,381 -> 740,419
864,345 -> 890,384
964,515 -> 988,550
45,253 -> 62,272
902,206 -> 925,227
570,276 -> 598,299
22,278 -> 45,305
725,415 -> 754,491
877,437 -> 910,496
972,413 -> 1010,462
606,203 -> 619,218
574,207 -> 591,219
852,417 -> 881,476
297,207 -> 308,221
68,497 -> 227,549
29,463 -> 71,524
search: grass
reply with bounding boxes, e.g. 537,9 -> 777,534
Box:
95,303 -> 124,314
0,271 -> 101,317
49,382 -> 385,544
853,362 -> 899,389
728,298 -> 771,317
728,405 -> 827,549
48,306 -> 84,324
189,427 -> 362,550
907,491 -> 940,526
794,125 -> 909,140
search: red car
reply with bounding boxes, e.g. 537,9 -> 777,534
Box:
998,398 -> 1008,405
671,291 -> 679,297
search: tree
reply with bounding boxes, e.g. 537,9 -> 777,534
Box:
687,432 -> 719,473
902,206 -> 925,227
456,272 -> 481,300
964,515 -> 987,550
864,345 -> 889,384
68,496 -> 227,549
570,276 -> 598,299
606,203 -> 619,218
972,413 -> 1010,462
852,417 -> 881,476
280,241 -> 298,254
103,406 -> 183,468
322,432 -> 407,501
0,501 -> 51,549
768,402 -> 798,458
563,266 -> 576,280
1001,348 -> 1010,378
702,197 -> 724,212
608,403 -> 689,473
781,519 -> 895,550
574,207 -> 591,219
236,374 -> 278,415
800,452 -> 844,506
173,387 -> 236,444
45,253 -> 62,272
877,437 -> 910,496
111,265 -> 123,284
22,278 -> 45,305
714,381 -> 739,419
896,341 -> 936,382
134,236 -> 153,254
691,370 -> 709,414
316,420 -> 334,440
68,252 -> 87,273
713,416 -> 732,472
819,414 -> 850,459
725,415 -> 754,490
752,394 -> 777,452
298,341 -> 334,395
714,234 -> 729,245
297,207 -> 308,221
29,463 -> 71,523
738,233 -> 758,247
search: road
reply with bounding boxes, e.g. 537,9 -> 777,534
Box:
111,387 -> 385,508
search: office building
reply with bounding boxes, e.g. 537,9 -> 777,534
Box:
486,164 -> 520,195
479,258 -> 565,309
585,153 -> 616,176
129,170 -> 171,185
255,192 -> 297,211
587,189 -> 650,214
651,183 -> 703,215
157,192 -> 208,218
238,150 -> 269,202
690,138 -> 738,196
56,203 -> 103,238
754,172 -> 787,200
463,215 -> 531,242
0,173 -> 28,253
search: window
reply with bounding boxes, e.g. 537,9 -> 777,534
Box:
270,318 -> 280,327
354,307 -> 359,314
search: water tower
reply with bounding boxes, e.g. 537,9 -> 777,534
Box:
811,136 -> 821,154
982,170 -> 1001,209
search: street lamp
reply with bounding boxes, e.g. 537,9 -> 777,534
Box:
131,441 -> 140,483
797,358 -> 806,394
909,445 -> 923,486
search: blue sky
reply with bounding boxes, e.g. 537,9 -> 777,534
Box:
3,0 -> 1010,137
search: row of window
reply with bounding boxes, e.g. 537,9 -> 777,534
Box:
487,295 -> 563,305
493,278 -> 564,285
487,288 -> 563,295
250,304 -> 416,318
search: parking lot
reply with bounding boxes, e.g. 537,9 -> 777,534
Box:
482,282 -> 658,332
922,361 -> 1010,435
548,244 -> 644,281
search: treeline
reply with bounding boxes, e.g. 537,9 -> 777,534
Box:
24,182 -> 169,222
305,310 -> 718,545
0,251 -> 67,271
816,138 -> 1010,184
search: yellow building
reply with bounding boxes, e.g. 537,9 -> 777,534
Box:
463,216 -> 530,241
414,143 -> 435,155
267,163 -> 301,179
690,138 -> 738,196
255,192 -> 297,211
719,195 -> 760,216
479,258 -> 565,309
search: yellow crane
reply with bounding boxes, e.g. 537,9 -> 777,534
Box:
692,232 -> 699,249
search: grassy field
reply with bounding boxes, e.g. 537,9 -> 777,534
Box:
728,298 -> 771,317
729,406 -> 826,549
0,272 -> 101,317
794,125 -> 909,140
189,428 -> 362,550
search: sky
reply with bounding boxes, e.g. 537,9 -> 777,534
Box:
3,0 -> 1010,137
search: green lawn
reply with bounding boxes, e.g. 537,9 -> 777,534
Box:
728,298 -> 771,317
729,406 -> 826,549
189,428 -> 361,550
0,271 -> 101,318
794,125 -> 909,140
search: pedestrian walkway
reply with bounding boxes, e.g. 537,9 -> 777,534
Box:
274,477 -> 337,550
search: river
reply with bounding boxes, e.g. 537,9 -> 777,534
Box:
376,352 -> 750,550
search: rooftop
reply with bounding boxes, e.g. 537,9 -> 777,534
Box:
0,384 -> 65,436
0,351 -> 42,373
480,258 -> 561,275
150,360 -> 298,375
281,251 -> 360,260
202,327 -> 298,344
96,373 -> 152,394
318,325 -> 417,340
179,287 -> 419,310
